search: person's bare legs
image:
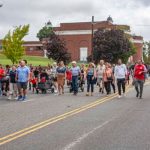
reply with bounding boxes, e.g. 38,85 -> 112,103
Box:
62,85 -> 64,94
58,84 -> 62,95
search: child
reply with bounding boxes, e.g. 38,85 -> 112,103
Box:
8,66 -> 18,100
31,76 -> 38,93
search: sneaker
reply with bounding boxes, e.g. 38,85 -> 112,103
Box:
54,90 -> 58,93
21,96 -> 27,101
86,93 -> 89,96
118,95 -> 122,99
8,96 -> 12,100
14,97 -> 18,100
17,96 -> 22,101
136,93 -> 139,98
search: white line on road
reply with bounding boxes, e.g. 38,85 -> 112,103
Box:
62,118 -> 115,150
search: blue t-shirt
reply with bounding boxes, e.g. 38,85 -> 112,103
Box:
71,66 -> 80,76
17,66 -> 30,82
57,67 -> 66,74
87,68 -> 94,76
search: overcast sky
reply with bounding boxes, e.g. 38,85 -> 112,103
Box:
0,0 -> 150,41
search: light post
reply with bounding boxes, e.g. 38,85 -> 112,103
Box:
91,16 -> 94,62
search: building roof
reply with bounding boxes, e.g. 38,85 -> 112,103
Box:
53,21 -> 130,32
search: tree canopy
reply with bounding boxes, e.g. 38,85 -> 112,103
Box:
88,29 -> 136,64
143,41 -> 150,64
44,32 -> 71,64
2,25 -> 29,64
37,25 -> 53,41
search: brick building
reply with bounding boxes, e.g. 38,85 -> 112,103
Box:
0,40 -> 44,56
0,17 -> 143,63
53,17 -> 143,63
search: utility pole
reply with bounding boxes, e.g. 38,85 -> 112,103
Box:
91,16 -> 94,62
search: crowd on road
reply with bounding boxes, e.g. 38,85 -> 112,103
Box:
0,58 -> 149,101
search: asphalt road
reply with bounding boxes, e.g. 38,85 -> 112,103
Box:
0,83 -> 150,150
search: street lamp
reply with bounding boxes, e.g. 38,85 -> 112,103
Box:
91,16 -> 94,62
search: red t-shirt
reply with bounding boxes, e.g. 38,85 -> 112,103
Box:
0,68 -> 5,79
66,70 -> 72,81
31,78 -> 37,84
134,64 -> 145,80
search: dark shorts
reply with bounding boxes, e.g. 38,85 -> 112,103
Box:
32,83 -> 36,88
53,77 -> 57,82
17,82 -> 28,90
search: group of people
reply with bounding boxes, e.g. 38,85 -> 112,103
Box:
0,58 -> 149,101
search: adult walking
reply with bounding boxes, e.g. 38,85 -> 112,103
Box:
114,59 -> 127,98
103,63 -> 114,95
56,61 -> 66,95
52,62 -> 58,93
97,60 -> 105,94
70,61 -> 81,95
8,65 -> 18,100
0,64 -> 5,96
133,60 -> 147,99
86,63 -> 96,96
16,60 -> 30,101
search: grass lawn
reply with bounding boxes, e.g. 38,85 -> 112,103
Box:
0,54 -> 52,66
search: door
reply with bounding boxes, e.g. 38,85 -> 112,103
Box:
80,47 -> 88,61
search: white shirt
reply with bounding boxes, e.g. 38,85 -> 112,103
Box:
114,64 -> 127,79
97,65 -> 105,78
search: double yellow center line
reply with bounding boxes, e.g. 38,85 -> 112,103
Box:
0,93 -> 118,146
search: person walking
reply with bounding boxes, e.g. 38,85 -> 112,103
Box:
108,63 -> 116,93
96,60 -> 105,94
103,63 -> 114,95
70,61 -> 81,95
51,62 -> 58,93
114,59 -> 127,98
8,65 -> 18,100
0,64 -> 5,96
16,60 -> 30,101
133,60 -> 147,99
56,61 -> 66,95
86,63 -> 96,96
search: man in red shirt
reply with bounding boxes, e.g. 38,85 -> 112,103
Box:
134,60 -> 147,99
0,64 -> 5,96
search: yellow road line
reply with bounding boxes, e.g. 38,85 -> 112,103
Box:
0,93 -> 117,142
0,84 -> 137,146
0,95 -> 117,146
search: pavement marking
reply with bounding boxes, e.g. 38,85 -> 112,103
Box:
62,118 -> 115,150
0,93 -> 118,146
1,82 -> 147,146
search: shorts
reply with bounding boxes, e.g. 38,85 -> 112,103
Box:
17,82 -> 28,90
53,77 -> 57,82
97,77 -> 103,84
32,83 -> 37,88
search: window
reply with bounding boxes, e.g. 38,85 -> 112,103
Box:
29,47 -> 34,51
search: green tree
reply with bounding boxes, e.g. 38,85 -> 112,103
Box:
37,23 -> 53,41
2,25 -> 29,64
45,32 -> 71,64
88,29 -> 136,64
143,41 -> 150,64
